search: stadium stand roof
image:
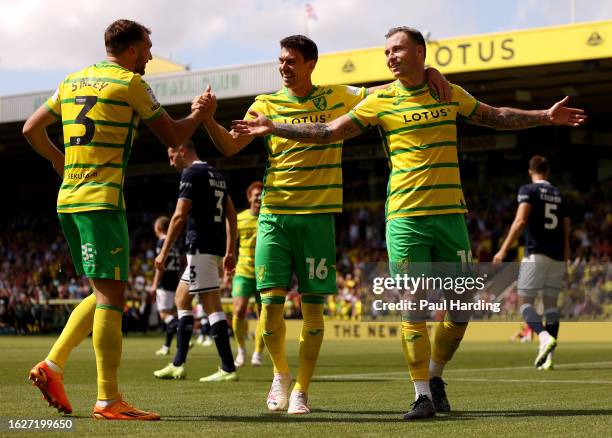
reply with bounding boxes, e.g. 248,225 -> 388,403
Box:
1,20 -> 611,165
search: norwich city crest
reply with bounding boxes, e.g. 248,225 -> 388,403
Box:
313,95 -> 327,111
256,265 -> 266,282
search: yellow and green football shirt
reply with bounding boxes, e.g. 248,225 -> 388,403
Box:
235,209 -> 258,278
46,60 -> 163,213
348,81 -> 479,220
246,84 -> 367,214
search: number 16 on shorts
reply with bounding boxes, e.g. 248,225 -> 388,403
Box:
306,258 -> 328,280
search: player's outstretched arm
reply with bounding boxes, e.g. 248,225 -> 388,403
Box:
231,112 -> 362,144
468,96 -> 587,130
22,105 -> 65,177
493,203 -> 531,264
223,195 -> 237,275
155,199 -> 191,271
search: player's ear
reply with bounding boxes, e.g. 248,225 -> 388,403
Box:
307,59 -> 317,73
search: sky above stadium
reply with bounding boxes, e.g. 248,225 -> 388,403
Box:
1,0 -> 611,95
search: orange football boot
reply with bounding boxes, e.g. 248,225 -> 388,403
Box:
93,399 -> 160,421
29,361 -> 73,414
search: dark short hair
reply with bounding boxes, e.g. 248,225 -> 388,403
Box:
280,35 -> 318,62
529,155 -> 550,174
385,26 -> 426,58
105,19 -> 151,55
168,139 -> 195,152
246,181 -> 263,199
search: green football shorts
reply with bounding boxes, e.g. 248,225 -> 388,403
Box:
386,213 -> 472,277
254,213 -> 336,294
58,209 -> 129,281
231,274 -> 261,304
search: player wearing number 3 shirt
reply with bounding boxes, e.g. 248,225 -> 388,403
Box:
23,19 -> 209,420
154,140 -> 238,383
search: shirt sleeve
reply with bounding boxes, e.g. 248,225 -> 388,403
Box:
127,75 -> 163,121
244,98 -> 267,120
517,185 -> 532,204
451,84 -> 479,118
178,169 -> 195,201
348,93 -> 379,132
336,84 -> 368,109
45,87 -> 62,118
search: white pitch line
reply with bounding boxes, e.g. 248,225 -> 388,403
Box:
316,361 -> 612,381
452,378 -> 612,385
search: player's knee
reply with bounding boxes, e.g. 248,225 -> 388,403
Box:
233,299 -> 248,319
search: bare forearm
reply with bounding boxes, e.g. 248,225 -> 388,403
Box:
225,219 -> 237,256
272,122 -> 331,143
471,106 -> 550,130
203,118 -> 238,156
162,216 -> 185,258
173,114 -> 201,146
500,221 -> 526,253
563,218 -> 571,261
24,130 -> 65,176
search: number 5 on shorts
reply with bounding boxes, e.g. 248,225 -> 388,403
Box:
306,258 -> 328,280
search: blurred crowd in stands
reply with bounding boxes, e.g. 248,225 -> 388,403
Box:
1,180 -> 611,333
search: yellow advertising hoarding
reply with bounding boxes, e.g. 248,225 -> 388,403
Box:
312,20 -> 612,85
280,321 -> 612,342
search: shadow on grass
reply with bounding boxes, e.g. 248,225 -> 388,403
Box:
161,413 -> 472,423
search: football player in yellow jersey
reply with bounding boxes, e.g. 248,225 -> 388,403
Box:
193,35 -> 450,414
231,181 -> 266,367
22,19 -> 210,420
231,27 -> 586,420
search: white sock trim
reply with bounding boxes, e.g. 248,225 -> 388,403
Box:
539,331 -> 552,344
429,360 -> 444,378
413,380 -> 432,401
44,359 -> 63,374
178,309 -> 192,319
164,314 -> 177,324
209,311 -> 226,326
95,398 -> 119,408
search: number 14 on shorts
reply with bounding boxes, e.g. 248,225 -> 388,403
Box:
306,258 -> 328,280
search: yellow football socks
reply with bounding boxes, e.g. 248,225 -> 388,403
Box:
432,320 -> 468,365
254,317 -> 265,354
232,315 -> 247,349
92,305 -> 123,401
260,289 -> 289,374
294,298 -> 325,393
46,293 -> 96,370
401,321 -> 431,381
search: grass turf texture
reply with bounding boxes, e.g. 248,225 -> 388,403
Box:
1,336 -> 611,437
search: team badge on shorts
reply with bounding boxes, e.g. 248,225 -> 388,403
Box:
256,265 -> 266,282
395,257 -> 410,274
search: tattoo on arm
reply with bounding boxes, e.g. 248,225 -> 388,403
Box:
273,123 -> 332,140
470,104 -> 549,130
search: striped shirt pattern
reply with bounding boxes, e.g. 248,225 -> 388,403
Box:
46,60 -> 163,213
349,81 -> 479,220
235,209 -> 258,278
246,85 -> 366,214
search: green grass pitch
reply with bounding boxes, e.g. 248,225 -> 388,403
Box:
1,335 -> 611,437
